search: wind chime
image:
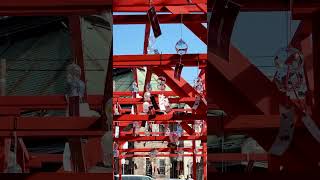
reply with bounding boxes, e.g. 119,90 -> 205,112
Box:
147,0 -> 161,55
131,81 -> 140,136
149,149 -> 158,175
174,13 -> 188,80
270,0 -> 320,156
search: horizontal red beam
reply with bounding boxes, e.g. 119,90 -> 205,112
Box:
0,116 -> 99,130
0,131 -> 104,137
114,91 -> 176,97
0,0 -> 112,7
120,154 -> 203,158
113,54 -> 207,68
113,113 -> 206,121
120,148 -> 202,153
114,0 -> 206,13
113,14 -> 206,24
0,95 -> 103,109
208,153 -> 268,162
114,120 -> 196,126
114,135 -> 206,142
113,97 -> 197,104
0,0 -> 112,16
13,173 -> 113,179
28,153 -> 62,168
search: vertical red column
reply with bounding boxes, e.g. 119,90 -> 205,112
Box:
312,13 -> 320,123
68,15 -> 86,172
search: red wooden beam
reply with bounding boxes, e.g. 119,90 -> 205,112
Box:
120,147 -> 202,153
113,54 -> 207,68
0,131 -> 104,137
113,97 -> 198,104
0,116 -> 98,130
120,154 -> 203,158
114,14 -> 206,24
113,113 -> 206,121
0,95 -> 103,109
0,0 -> 112,16
114,135 -> 206,142
114,91 -> 176,97
184,22 -> 207,44
208,153 -> 268,162
208,45 -> 280,115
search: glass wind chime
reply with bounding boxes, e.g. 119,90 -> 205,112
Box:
174,14 -> 188,80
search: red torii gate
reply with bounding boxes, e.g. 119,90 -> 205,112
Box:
0,0 -> 113,177
113,1 -> 207,179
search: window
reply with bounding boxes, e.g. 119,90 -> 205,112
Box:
159,159 -> 166,175
146,158 -> 152,176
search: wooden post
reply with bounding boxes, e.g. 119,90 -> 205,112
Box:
0,59 -> 11,172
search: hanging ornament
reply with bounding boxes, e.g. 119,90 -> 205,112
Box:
194,120 -> 203,135
149,149 -> 158,163
145,122 -> 150,136
147,35 -> 160,55
159,94 -> 171,113
174,39 -> 187,80
176,124 -> 183,137
157,76 -> 166,91
113,142 -> 119,158
192,95 -> 201,110
66,63 -> 85,98
147,5 -> 162,38
165,127 -> 171,136
113,102 -> 121,115
133,121 -> 140,136
169,132 -> 180,145
273,47 -> 305,92
146,82 -> 152,92
194,77 -> 204,94
177,150 -> 184,162
175,38 -> 188,56
131,81 -> 139,97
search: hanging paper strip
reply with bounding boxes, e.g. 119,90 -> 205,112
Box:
150,95 -> 159,110
302,114 -> 320,143
147,6 -> 162,38
174,63 -> 184,80
208,0 -> 240,61
269,105 -> 295,156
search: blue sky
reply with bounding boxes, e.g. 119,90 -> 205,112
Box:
113,13 -> 207,85
114,11 -> 301,83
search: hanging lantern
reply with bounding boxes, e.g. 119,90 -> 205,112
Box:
175,39 -> 188,56
273,47 -> 305,92
157,76 -> 166,91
